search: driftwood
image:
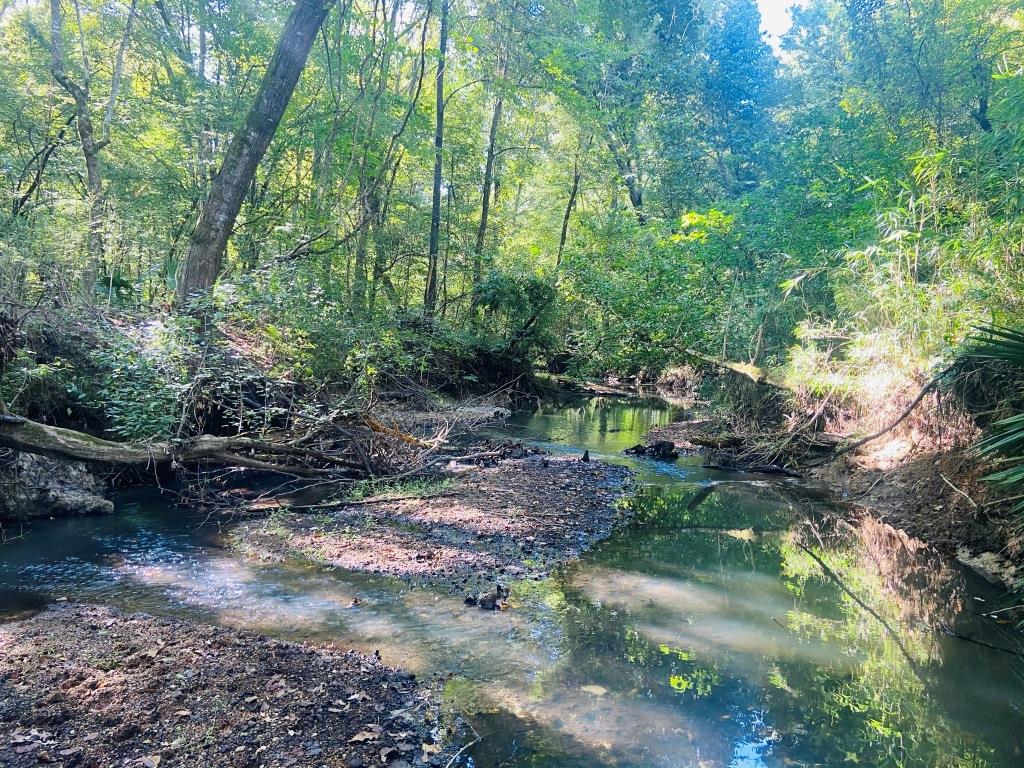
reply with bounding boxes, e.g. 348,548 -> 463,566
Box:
0,414 -> 363,478
687,429 -> 843,476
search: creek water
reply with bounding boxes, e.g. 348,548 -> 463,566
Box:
2,395 -> 1023,767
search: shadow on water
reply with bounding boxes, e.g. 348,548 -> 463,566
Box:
2,395 -> 1024,767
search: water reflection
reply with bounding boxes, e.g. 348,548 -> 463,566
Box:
0,397 -> 1022,767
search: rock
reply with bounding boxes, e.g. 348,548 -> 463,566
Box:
466,583 -> 509,610
0,452 -> 112,520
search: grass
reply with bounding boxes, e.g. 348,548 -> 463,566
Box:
345,476 -> 454,502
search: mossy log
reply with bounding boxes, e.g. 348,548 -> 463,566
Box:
0,414 -> 361,477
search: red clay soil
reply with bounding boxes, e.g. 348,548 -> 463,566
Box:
231,454 -> 632,597
0,605 -> 448,768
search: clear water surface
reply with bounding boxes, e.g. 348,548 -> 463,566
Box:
1,395 -> 1022,767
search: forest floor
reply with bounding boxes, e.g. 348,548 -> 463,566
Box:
230,451 -> 632,602
645,418 -> 1021,586
0,604 -> 448,768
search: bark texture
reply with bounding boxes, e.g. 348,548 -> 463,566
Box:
0,415 -> 357,477
422,0 -> 449,318
176,0 -> 335,302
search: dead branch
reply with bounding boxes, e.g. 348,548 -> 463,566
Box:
803,368 -> 952,468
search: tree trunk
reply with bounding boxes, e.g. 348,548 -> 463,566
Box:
50,0 -> 104,298
557,156 -> 583,267
607,137 -> 646,224
351,191 -> 374,311
422,0 -> 448,319
0,414 -> 361,478
472,59 -> 506,294
175,0 -> 336,303
48,0 -> 136,299
82,145 -> 104,294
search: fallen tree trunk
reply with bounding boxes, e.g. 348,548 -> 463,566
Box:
682,349 -> 790,391
0,414 -> 361,477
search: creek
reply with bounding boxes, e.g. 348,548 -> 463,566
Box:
1,395 -> 1022,767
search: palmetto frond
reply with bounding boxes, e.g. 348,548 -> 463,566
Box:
969,325 -> 1024,515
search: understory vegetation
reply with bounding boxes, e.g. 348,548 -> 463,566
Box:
1,0 -> 1024,507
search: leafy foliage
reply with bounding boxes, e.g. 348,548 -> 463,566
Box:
0,0 -> 1022,416
968,326 -> 1024,517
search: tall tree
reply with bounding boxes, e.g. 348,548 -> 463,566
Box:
48,0 -> 137,298
473,56 -> 507,290
702,0 -> 777,192
423,0 -> 449,318
175,0 -> 336,303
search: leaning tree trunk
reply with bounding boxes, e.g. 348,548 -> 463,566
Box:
176,0 -> 336,303
472,58 -> 506,297
556,154 -> 583,267
422,0 -> 449,319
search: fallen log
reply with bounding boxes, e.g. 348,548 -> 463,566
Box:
682,349 -> 790,391
0,414 -> 362,478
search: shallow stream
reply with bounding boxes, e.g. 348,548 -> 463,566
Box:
2,396 -> 1023,767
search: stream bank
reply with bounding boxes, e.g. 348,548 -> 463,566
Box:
0,605 -> 447,768
2,394 -> 1024,768
645,415 -> 1022,588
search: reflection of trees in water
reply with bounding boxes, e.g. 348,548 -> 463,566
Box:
470,481 -> 1019,768
849,514 -> 967,628
777,515 -> 1008,767
530,397 -> 679,447
584,483 -> 1015,766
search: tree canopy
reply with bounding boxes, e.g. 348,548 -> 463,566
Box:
1,0 -> 1023,387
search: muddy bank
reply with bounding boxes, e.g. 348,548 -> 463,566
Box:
808,450 -> 1020,584
231,453 -> 632,599
643,418 -> 1022,587
0,605 -> 448,768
